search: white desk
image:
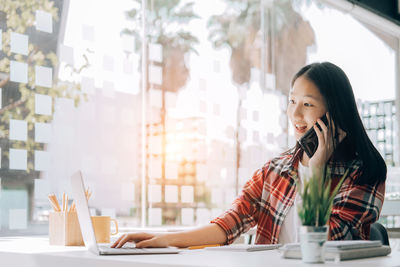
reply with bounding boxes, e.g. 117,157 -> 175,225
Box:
1,237 -> 399,267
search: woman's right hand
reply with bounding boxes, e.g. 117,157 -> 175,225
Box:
111,224 -> 226,249
110,232 -> 170,248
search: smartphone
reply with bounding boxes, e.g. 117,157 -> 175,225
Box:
299,114 -> 329,158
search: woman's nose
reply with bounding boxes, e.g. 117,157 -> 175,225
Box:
291,104 -> 303,120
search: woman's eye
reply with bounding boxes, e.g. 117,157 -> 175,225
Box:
304,103 -> 313,107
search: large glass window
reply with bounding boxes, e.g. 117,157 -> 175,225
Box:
0,0 -> 143,235
0,0 -> 398,236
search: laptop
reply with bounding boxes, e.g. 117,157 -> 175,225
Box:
71,171 -> 180,255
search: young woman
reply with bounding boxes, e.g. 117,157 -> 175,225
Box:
112,62 -> 386,248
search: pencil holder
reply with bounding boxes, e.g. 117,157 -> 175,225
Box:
49,211 -> 84,246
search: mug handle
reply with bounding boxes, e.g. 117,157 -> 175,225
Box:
110,219 -> 119,235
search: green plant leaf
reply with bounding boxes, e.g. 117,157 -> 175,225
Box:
297,165 -> 349,226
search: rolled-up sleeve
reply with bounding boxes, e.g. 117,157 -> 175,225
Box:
210,165 -> 266,244
329,170 -> 385,240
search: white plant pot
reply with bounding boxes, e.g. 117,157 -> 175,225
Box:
299,225 -> 328,263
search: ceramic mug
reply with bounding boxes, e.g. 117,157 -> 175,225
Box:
91,216 -> 118,243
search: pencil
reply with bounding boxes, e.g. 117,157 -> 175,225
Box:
85,188 -> 92,201
188,244 -> 221,250
65,194 -> 69,212
48,194 -> 60,212
48,194 -> 61,212
53,195 -> 61,212
70,202 -> 76,212
62,193 -> 65,212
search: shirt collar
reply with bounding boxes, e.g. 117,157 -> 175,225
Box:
280,146 -> 358,179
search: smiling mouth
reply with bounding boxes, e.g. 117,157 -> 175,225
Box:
295,124 -> 308,133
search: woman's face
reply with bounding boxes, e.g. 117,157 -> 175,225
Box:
287,76 -> 327,141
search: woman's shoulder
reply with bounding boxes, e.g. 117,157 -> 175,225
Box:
329,157 -> 364,183
330,157 -> 363,171
262,147 -> 297,173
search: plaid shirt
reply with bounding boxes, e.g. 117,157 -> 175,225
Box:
211,148 -> 385,244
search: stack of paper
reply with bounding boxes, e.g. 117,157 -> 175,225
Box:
280,240 -> 391,261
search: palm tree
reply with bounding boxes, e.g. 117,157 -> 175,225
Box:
124,0 -> 199,90
207,0 -> 315,194
257,0 -> 315,95
123,0 -> 199,223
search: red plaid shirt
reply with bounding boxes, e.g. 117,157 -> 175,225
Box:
211,148 -> 386,244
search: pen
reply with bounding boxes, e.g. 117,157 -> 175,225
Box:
188,244 -> 221,250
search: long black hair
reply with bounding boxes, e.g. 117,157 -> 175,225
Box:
291,62 -> 386,185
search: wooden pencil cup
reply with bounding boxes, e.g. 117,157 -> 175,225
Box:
49,212 -> 84,246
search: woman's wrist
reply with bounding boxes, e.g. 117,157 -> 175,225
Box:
159,232 -> 178,247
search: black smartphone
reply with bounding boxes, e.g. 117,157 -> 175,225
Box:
299,114 -> 329,158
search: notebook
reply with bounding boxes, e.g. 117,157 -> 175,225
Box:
325,240 -> 382,250
280,241 -> 391,261
205,244 -> 282,252
71,171 -> 180,255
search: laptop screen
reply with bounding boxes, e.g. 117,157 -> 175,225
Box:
71,171 -> 100,254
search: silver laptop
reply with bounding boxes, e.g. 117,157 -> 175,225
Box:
71,171 -> 180,255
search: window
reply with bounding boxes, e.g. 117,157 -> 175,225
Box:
1,0 -> 398,235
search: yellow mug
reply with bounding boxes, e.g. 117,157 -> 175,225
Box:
91,216 -> 118,243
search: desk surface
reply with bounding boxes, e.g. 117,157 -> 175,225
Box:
1,237 -> 399,267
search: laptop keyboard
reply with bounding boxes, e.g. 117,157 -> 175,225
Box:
97,243 -> 180,254
99,243 -> 137,250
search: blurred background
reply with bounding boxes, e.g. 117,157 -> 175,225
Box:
0,0 -> 399,238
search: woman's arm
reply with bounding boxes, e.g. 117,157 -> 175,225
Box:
111,223 -> 227,248
112,163 -> 269,249
329,176 -> 385,240
165,223 -> 227,247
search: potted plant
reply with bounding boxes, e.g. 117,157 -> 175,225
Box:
297,167 -> 349,263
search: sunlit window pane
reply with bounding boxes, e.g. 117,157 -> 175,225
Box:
1,0 -> 398,236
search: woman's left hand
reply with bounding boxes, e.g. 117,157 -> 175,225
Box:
308,113 -> 347,170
